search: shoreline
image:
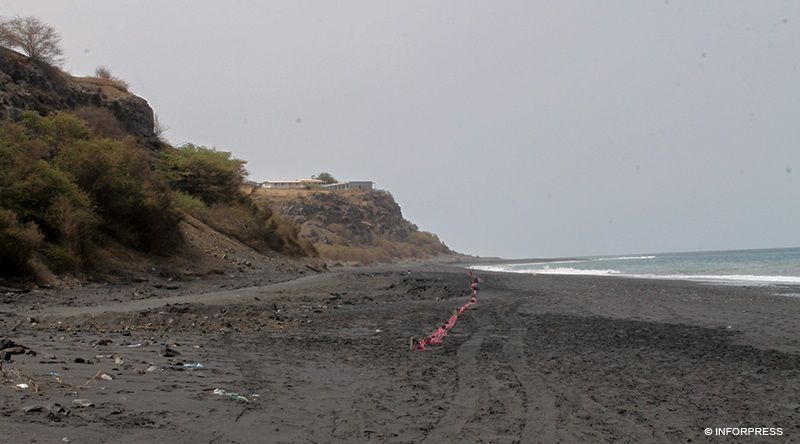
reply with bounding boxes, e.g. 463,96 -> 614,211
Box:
0,263 -> 798,442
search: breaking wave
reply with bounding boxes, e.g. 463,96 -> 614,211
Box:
470,264 -> 800,285
594,255 -> 656,261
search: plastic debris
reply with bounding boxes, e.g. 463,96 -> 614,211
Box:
15,383 -> 29,389
182,363 -> 204,369
213,388 -> 249,402
413,272 -> 480,351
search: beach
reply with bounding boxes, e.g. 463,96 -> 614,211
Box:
1,263 -> 798,443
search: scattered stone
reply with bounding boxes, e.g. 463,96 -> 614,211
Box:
100,373 -> 113,381
160,346 -> 181,357
72,399 -> 95,408
21,404 -> 44,413
114,356 -> 124,365
146,365 -> 158,373
47,403 -> 70,416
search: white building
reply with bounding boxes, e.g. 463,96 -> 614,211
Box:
321,181 -> 374,191
262,178 -> 325,189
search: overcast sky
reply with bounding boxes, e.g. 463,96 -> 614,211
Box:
2,1 -> 798,258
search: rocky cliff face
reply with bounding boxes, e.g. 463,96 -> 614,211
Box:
0,47 -> 155,139
254,189 -> 451,263
277,191 -> 416,243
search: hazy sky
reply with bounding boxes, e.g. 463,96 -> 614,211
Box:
2,1 -> 798,258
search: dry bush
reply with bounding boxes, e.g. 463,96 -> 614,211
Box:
93,66 -> 129,91
0,16 -> 63,66
72,107 -> 127,139
182,199 -> 316,258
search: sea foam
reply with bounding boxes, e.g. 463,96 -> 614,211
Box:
471,264 -> 800,285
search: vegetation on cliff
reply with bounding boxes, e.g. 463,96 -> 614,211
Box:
0,18 -> 449,281
0,111 -> 315,280
252,189 -> 451,263
0,112 -> 181,276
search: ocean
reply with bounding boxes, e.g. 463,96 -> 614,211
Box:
472,247 -> 800,287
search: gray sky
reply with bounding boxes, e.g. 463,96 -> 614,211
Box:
2,1 -> 799,258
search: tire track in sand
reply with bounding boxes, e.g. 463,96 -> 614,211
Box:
422,310 -> 488,443
505,302 -> 559,443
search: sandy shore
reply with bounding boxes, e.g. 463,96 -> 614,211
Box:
0,264 -> 798,443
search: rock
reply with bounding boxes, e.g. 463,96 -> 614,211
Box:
73,357 -> 92,364
0,47 -> 157,141
0,346 -> 26,361
47,403 -> 70,416
21,404 -> 44,413
95,338 -> 113,346
160,346 -> 180,357
100,373 -> 113,381
72,399 -> 95,408
146,365 -> 158,373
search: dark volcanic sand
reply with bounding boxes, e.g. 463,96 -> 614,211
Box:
0,264 -> 798,443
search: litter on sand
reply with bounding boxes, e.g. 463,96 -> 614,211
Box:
182,363 -> 204,369
212,388 -> 249,402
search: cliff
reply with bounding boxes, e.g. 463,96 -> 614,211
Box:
0,46 -> 156,141
251,189 -> 452,263
0,45 -> 451,284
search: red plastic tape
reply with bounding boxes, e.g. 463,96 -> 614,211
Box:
412,271 -> 480,351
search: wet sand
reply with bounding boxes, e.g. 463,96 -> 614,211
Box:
0,264 -> 798,443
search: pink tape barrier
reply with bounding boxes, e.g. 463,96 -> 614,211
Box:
412,271 -> 481,351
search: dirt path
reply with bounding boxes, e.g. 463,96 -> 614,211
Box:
25,272 -> 337,318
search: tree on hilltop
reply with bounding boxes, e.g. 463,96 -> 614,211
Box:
0,16 -> 64,66
312,172 -> 337,184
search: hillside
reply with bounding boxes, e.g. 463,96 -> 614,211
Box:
0,47 -> 315,284
251,188 -> 451,263
0,46 -> 453,283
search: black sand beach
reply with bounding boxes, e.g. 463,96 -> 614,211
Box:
1,264 -> 798,443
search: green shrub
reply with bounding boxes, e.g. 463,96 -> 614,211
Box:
161,143 -> 247,205
56,137 -> 182,253
173,191 -> 208,217
20,111 -> 92,154
44,243 -> 79,274
0,127 -> 93,242
0,209 -> 44,274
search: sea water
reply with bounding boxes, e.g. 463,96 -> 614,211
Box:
472,247 -> 800,287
